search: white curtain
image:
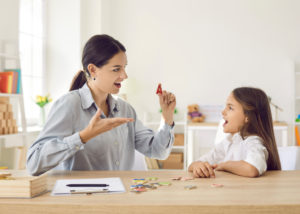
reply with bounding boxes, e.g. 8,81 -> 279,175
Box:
19,0 -> 46,125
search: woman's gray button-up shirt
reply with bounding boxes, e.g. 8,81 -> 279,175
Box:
26,83 -> 174,176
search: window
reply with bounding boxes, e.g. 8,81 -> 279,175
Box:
19,0 -> 46,125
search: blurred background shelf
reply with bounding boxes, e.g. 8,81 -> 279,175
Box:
143,111 -> 187,170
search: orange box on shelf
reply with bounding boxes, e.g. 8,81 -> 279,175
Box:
0,127 -> 8,135
0,97 -> 9,104
8,127 -> 13,134
165,152 -> 183,162
12,119 -> 16,126
158,152 -> 184,169
0,120 -> 6,127
0,104 -> 7,112
14,126 -> 18,133
6,119 -> 12,127
4,112 -> 13,120
3,112 -> 8,120
174,134 -> 184,146
7,104 -> 12,112
8,112 -> 13,120
161,161 -> 183,169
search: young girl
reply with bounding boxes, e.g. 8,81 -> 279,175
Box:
188,87 -> 281,178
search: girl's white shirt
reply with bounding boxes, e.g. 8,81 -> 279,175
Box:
197,133 -> 268,175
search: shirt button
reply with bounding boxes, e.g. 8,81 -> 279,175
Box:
114,141 -> 118,145
115,161 -> 120,166
75,146 -> 80,150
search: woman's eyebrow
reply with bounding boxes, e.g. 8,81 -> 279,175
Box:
112,65 -> 122,67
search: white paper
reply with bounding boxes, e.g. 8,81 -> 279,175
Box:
51,177 -> 125,196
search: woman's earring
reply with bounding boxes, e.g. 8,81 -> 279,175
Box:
93,77 -> 96,80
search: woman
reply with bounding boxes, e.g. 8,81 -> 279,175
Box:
27,34 -> 176,176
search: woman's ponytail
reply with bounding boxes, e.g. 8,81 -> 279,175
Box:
69,70 -> 87,91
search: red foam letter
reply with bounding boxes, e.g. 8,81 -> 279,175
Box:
156,83 -> 162,95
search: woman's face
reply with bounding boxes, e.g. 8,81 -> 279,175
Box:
91,51 -> 128,94
222,93 -> 247,135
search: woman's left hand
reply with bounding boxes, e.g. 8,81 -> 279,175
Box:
158,90 -> 176,126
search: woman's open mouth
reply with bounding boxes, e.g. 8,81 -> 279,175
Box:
114,83 -> 121,88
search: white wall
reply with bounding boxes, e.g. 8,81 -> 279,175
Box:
0,0 -> 19,41
46,0 -> 107,102
0,0 -> 19,59
46,0 -> 81,99
105,0 -> 300,123
80,0 -> 102,49
46,0 -> 300,144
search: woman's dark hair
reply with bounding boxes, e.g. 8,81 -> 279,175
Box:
69,34 -> 126,91
233,87 -> 281,170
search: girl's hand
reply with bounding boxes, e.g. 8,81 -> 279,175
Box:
212,162 -> 225,171
79,108 -> 134,143
188,161 -> 215,178
158,90 -> 176,126
213,161 -> 259,177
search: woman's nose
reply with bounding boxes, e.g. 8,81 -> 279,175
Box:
120,70 -> 128,79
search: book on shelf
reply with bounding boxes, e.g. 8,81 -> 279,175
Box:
5,68 -> 21,93
295,126 -> 300,146
0,69 -> 21,94
0,72 -> 13,93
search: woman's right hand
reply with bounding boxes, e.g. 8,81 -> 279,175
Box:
188,161 -> 215,178
79,108 -> 134,143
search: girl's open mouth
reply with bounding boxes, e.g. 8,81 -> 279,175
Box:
223,120 -> 228,126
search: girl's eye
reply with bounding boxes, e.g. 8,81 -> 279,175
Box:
113,68 -> 120,72
229,106 -> 233,110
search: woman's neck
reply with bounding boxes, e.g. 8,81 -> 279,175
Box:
87,82 -> 109,116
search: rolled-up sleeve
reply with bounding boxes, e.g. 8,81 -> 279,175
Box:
134,119 -> 174,160
244,140 -> 268,176
26,94 -> 84,176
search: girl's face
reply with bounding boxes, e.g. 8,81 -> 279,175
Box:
90,51 -> 128,94
222,93 -> 247,135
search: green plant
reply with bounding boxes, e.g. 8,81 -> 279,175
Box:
35,94 -> 52,108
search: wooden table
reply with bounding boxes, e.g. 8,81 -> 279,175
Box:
1,170 -> 300,214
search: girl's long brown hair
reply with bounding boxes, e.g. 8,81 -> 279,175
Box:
233,87 -> 281,170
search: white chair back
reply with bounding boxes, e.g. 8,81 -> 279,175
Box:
132,150 -> 148,171
278,146 -> 300,170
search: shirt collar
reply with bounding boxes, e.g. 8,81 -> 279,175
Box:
107,94 -> 120,114
227,132 -> 243,143
79,83 -> 120,114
